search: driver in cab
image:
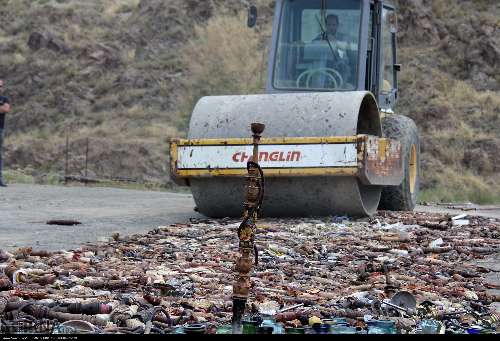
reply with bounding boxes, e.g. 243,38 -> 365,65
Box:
312,14 -> 354,87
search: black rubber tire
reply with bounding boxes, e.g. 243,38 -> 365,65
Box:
378,115 -> 421,211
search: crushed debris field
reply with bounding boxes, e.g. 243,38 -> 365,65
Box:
1,211 -> 499,334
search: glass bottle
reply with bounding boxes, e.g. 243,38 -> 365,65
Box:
285,327 -> 306,334
242,319 -> 260,334
260,315 -> 284,334
367,320 -> 397,334
216,325 -> 233,334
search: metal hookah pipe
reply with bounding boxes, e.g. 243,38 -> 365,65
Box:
232,123 -> 265,333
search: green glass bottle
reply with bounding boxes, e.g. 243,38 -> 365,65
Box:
216,325 -> 233,334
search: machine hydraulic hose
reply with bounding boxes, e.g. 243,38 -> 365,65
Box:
232,123 -> 265,333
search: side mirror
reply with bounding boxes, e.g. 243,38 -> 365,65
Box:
393,64 -> 401,72
248,6 -> 258,28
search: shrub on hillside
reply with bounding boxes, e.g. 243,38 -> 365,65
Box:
182,11 -> 268,113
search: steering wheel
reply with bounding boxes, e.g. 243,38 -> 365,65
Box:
296,68 -> 344,89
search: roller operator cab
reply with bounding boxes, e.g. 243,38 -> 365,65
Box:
169,0 -> 421,218
266,0 -> 400,111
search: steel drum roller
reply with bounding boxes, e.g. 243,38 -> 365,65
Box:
188,92 -> 383,217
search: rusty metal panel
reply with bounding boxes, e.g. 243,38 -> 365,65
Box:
359,136 -> 403,186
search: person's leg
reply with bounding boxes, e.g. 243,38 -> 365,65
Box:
0,128 -> 4,185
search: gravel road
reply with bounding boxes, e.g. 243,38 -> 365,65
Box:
0,184 -> 202,252
0,184 -> 499,252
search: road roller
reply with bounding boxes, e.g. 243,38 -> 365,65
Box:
169,0 -> 420,217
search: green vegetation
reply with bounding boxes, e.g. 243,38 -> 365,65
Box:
3,169 -> 39,185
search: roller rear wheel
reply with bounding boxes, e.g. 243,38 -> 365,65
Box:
378,115 -> 420,211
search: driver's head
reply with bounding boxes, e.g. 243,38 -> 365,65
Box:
325,14 -> 339,36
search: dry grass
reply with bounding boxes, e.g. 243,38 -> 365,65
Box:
420,170 -> 500,205
398,36 -> 500,204
181,11 -> 270,115
103,0 -> 140,17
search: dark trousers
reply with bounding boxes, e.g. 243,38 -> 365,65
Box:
0,129 -> 3,182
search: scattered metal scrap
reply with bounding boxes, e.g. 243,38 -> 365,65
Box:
0,210 -> 499,334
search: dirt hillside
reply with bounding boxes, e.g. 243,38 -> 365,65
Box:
0,0 -> 498,203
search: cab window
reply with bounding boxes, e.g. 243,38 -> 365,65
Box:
380,7 -> 396,93
273,0 -> 362,91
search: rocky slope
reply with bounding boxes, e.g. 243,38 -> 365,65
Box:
396,0 -> 500,202
0,0 -> 498,202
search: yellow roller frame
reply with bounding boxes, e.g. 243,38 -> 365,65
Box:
170,136 -> 364,178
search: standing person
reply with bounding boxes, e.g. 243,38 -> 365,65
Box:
0,79 -> 11,187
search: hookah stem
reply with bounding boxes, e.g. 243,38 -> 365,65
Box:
232,125 -> 265,331
238,161 -> 264,265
